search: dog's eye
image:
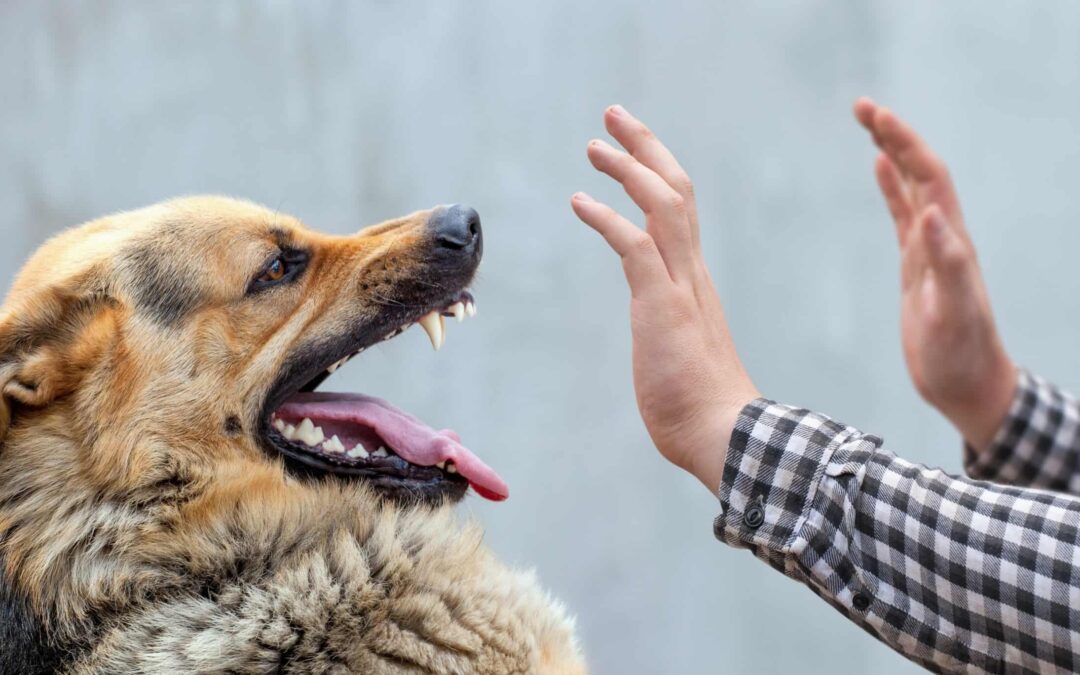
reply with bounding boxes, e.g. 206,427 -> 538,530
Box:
249,250 -> 308,294
260,257 -> 286,283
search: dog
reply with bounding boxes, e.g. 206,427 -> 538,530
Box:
0,197 -> 584,674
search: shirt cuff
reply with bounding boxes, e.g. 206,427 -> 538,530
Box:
963,369 -> 1078,486
713,398 -> 860,552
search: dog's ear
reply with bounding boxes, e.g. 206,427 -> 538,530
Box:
0,279 -> 117,443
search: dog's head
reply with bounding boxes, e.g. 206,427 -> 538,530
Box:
0,196 -> 507,506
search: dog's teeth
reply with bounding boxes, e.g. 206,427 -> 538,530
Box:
372,446 -> 388,458
282,423 -> 297,440
446,461 -> 457,474
347,444 -> 369,459
295,418 -> 325,446
323,435 -> 345,454
384,331 -> 396,340
418,311 -> 444,351
273,418 -> 286,432
436,461 -> 446,470
449,302 -> 465,322
465,301 -> 476,318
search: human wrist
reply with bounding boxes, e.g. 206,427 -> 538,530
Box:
683,394 -> 757,494
946,352 -> 1017,452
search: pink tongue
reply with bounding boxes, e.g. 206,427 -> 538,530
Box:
275,392 -> 508,501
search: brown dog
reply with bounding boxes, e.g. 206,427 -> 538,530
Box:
0,197 -> 584,673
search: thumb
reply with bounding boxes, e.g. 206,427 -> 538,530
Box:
921,204 -> 969,281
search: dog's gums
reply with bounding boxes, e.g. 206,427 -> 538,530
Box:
260,289 -> 509,503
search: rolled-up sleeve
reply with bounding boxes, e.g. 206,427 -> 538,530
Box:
715,398 -> 1080,673
965,369 -> 1080,495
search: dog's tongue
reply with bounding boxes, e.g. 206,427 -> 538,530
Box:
276,392 -> 508,501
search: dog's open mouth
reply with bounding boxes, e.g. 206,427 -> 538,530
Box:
259,290 -> 508,504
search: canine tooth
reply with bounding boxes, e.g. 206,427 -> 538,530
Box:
446,461 -> 457,474
385,331 -> 396,340
418,311 -> 444,351
273,418 -> 286,432
347,445 -> 369,459
323,435 -> 345,454
372,446 -> 388,458
327,357 -> 347,374
449,302 -> 465,322
465,301 -> 476,317
436,461 -> 446,470
282,423 -> 296,440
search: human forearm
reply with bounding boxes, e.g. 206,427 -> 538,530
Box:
717,398 -> 1080,673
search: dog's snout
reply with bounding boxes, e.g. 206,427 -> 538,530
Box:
431,205 -> 482,254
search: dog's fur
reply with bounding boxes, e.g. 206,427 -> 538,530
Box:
0,197 -> 584,674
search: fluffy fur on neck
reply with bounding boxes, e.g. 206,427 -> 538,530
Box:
0,413 -> 584,674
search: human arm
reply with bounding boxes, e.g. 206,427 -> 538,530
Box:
853,98 -> 1080,493
572,105 -> 1080,672
717,397 -> 1080,673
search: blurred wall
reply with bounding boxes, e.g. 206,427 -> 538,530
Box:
4,2 -> 1080,673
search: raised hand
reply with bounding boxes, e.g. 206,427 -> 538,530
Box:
571,105 -> 759,493
854,97 -> 1016,451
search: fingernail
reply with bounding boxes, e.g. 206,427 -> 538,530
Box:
610,104 -> 628,117
573,192 -> 595,203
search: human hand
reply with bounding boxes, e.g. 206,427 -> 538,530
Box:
571,105 -> 759,494
854,97 -> 1016,451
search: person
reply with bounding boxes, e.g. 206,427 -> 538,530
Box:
570,99 -> 1080,673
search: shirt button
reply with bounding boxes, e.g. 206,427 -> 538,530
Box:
852,593 -> 871,611
743,498 -> 765,529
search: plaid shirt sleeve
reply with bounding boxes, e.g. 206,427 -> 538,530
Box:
964,369 -> 1080,493
715,398 -> 1080,673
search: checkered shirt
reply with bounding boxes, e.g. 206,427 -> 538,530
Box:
714,371 -> 1080,674
965,370 -> 1080,494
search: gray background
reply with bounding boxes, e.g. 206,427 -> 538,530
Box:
3,2 -> 1079,673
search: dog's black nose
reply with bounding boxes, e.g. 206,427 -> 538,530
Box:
431,205 -> 482,254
